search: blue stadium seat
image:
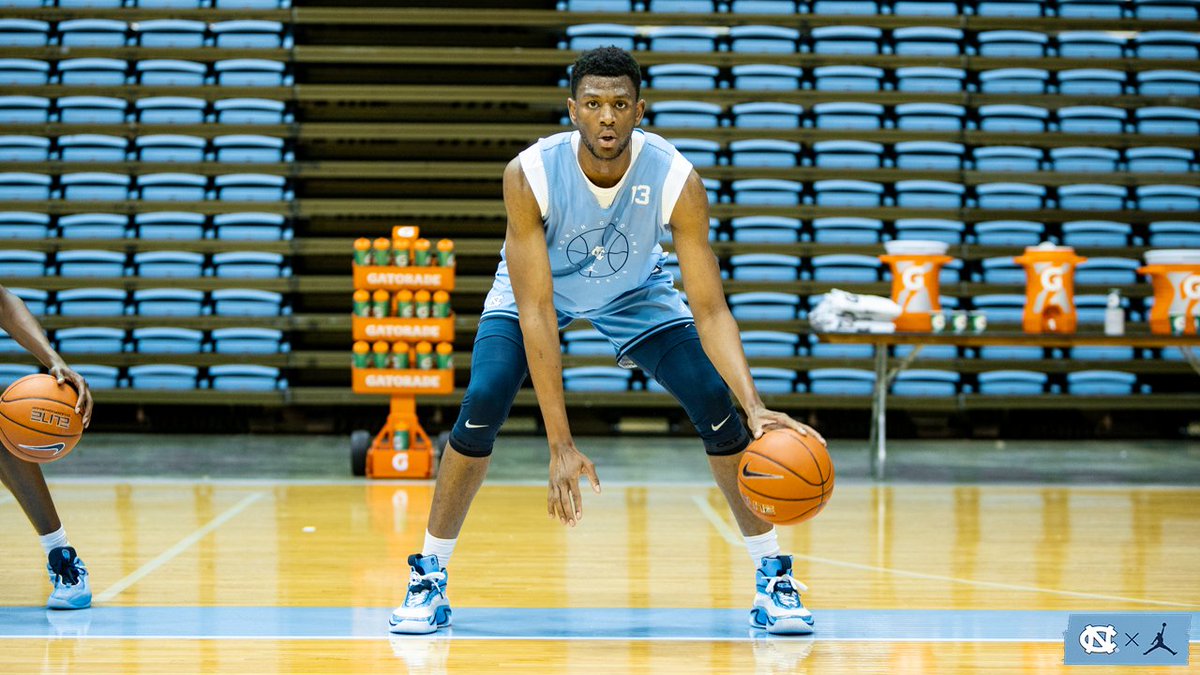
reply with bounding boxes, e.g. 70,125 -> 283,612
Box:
731,0 -> 798,11
731,102 -> 802,128
728,292 -> 801,320
562,329 -> 611,356
812,179 -> 883,206
976,0 -> 1044,16
731,179 -> 802,205
979,104 -> 1050,133
1059,184 -> 1126,211
132,288 -> 206,316
214,173 -> 288,201
647,26 -> 720,52
0,58 -> 49,85
563,24 -> 637,52
58,213 -> 128,239
1057,31 -> 1125,58
134,135 -> 205,163
1049,147 -> 1119,173
212,288 -> 285,316
0,364 -> 38,388
1148,221 -> 1200,247
563,366 -> 631,392
813,66 -> 883,91
892,27 -> 963,56
894,141 -> 964,170
0,96 -> 49,124
60,0 -> 124,6
812,140 -> 883,168
730,139 -> 800,167
1137,70 -> 1200,97
1058,0 -> 1125,16
136,19 -> 205,48
139,173 -> 208,201
812,102 -> 884,129
1133,0 -> 1200,19
1058,69 -> 1126,97
979,68 -> 1049,94
209,364 -> 284,391
137,60 -> 206,87
751,367 -> 798,394
651,101 -> 722,128
72,364 -> 119,389
211,327 -> 286,354
895,67 -> 965,93
647,0 -> 716,11
895,103 -> 965,131
1137,185 -> 1200,212
131,327 -> 203,354
671,138 -> 721,167
133,251 -> 205,278
1059,106 -> 1125,135
559,0 -> 635,10
647,64 -> 719,90
128,364 -> 199,390
896,180 -> 964,209
809,369 -> 874,395
1061,221 -> 1131,247
216,98 -> 287,125
212,251 -> 287,278
215,0 -> 292,7
972,294 -> 1028,324
58,19 -> 126,47
133,212 -> 206,240
977,370 -> 1047,395
811,254 -> 881,282
1075,257 -> 1140,285
0,19 -> 49,47
1134,31 -> 1200,60
741,331 -> 801,357
975,183 -> 1046,210
55,327 -> 125,354
212,20 -> 289,49
0,0 -> 41,5
977,30 -> 1048,58
213,212 -> 289,240
811,26 -> 883,55
214,59 -> 289,87
61,172 -> 130,201
1126,146 -> 1194,174
731,253 -> 801,280
56,288 -> 126,316
812,217 -> 883,243
980,257 -> 1027,284
135,97 -> 205,125
730,216 -> 801,243
731,64 -> 802,90
973,146 -> 1042,172
1135,107 -> 1200,136
809,325 -> 879,357
0,172 -> 50,200
1067,370 -> 1139,395
8,287 -> 46,315
58,96 -> 128,125
892,369 -> 959,396
974,220 -> 1044,246
0,212 -> 49,239
0,135 -> 49,162
58,134 -> 128,163
729,26 -> 799,53
894,218 -> 965,244
0,250 -> 46,276
213,135 -> 288,163
58,58 -> 129,86
57,249 -> 125,277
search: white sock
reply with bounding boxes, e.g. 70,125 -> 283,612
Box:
744,528 -> 780,565
421,531 -> 457,569
39,526 -> 69,555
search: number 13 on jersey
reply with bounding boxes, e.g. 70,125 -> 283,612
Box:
631,185 -> 651,206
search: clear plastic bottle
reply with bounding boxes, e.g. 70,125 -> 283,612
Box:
1104,288 -> 1125,336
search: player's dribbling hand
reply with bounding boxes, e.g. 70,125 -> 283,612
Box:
747,407 -> 825,446
547,440 -> 601,528
49,363 -> 93,428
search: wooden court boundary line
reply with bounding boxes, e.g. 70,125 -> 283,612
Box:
94,492 -> 265,603
690,494 -> 1200,610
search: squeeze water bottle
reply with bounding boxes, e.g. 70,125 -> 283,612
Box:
1104,289 -> 1125,336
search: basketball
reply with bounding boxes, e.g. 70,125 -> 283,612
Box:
738,428 -> 834,526
0,374 -> 84,464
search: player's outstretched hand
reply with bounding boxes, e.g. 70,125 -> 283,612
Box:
547,441 -> 601,528
747,408 -> 825,446
49,363 -> 93,428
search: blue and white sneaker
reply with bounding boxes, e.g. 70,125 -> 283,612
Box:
749,555 -> 814,635
46,546 -> 91,610
389,554 -> 451,634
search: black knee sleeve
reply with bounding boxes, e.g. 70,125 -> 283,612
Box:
447,318 -> 527,458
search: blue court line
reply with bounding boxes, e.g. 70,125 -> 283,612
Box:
2,608 -> 1199,642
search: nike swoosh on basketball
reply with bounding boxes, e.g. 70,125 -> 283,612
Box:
19,442 -> 65,455
711,414 -> 732,432
741,464 -> 782,480
463,420 -> 488,429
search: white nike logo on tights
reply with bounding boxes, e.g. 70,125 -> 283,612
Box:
464,420 -> 488,429
711,414 -> 732,432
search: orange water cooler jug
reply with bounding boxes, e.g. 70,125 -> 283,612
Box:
879,240 -> 954,331
1013,243 -> 1087,334
1139,249 -> 1200,335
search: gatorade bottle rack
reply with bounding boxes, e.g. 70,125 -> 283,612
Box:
350,225 -> 455,479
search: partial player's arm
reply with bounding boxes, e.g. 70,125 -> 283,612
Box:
670,171 -> 823,443
0,284 -> 93,427
502,158 -> 600,527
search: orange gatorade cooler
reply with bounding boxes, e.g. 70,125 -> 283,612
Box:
1014,243 -> 1087,334
1140,249 -> 1200,335
879,240 -> 953,332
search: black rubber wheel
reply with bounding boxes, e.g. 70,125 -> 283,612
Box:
350,429 -> 371,476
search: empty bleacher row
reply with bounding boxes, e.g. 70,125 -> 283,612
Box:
0,17 -> 288,47
560,0 -> 1198,19
0,1 -> 288,10
0,56 -> 288,85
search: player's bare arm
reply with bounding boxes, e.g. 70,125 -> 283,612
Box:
0,284 -> 92,427
669,172 -> 823,444
502,158 -> 601,527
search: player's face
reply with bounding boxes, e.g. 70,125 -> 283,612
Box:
569,75 -> 645,162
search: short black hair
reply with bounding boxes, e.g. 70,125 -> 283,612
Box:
570,47 -> 641,100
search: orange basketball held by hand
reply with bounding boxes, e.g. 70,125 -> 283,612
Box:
0,374 -> 84,464
738,428 -> 834,526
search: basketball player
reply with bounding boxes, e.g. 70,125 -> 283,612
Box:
0,284 -> 93,609
390,48 -> 823,635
